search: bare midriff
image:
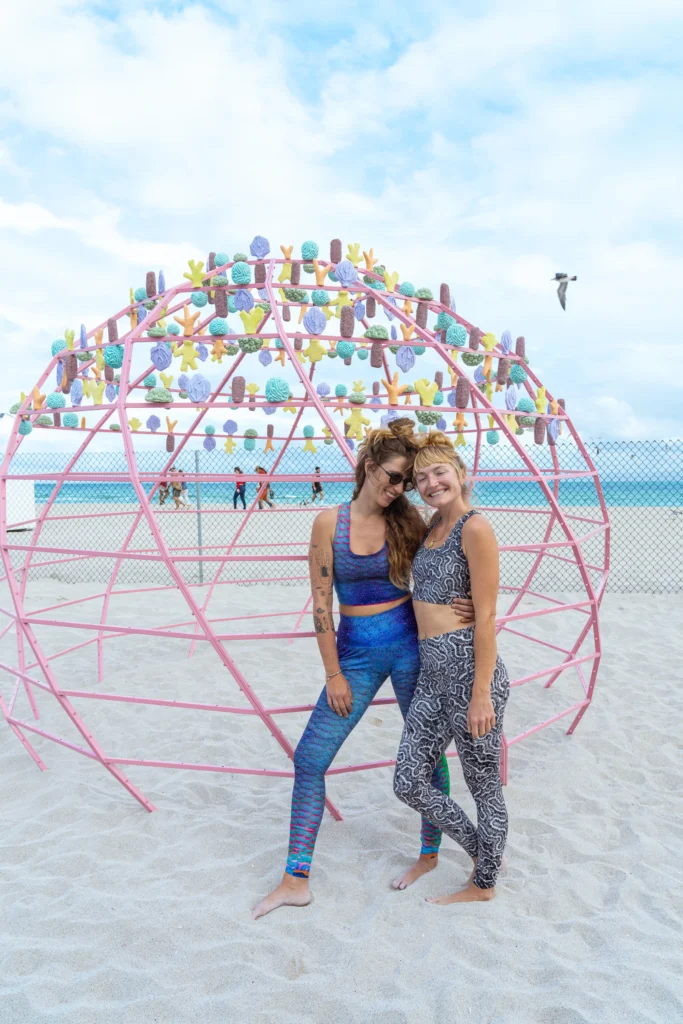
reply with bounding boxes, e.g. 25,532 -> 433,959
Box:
412,600 -> 472,641
338,593 -> 412,618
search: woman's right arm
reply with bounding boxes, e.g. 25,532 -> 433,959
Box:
309,511 -> 353,717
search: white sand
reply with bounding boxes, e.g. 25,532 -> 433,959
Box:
1,577 -> 682,1023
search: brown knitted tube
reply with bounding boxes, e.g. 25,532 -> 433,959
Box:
434,370 -> 443,388
330,239 -> 342,263
231,377 -> 245,403
515,336 -> 525,359
366,296 -> 376,318
440,283 -> 450,307
282,305 -> 291,322
290,262 -> 301,285
469,327 -> 481,350
208,252 -> 216,272
455,377 -> 470,409
547,425 -> 556,447
344,356 -> 352,366
416,303 -> 428,329
497,357 -> 510,385
65,353 -> 77,383
370,342 -> 383,368
255,262 -> 266,285
340,306 -> 354,338
267,424 -> 274,438
146,272 -> 156,297
107,318 -> 118,343
294,334 -> 303,351
105,365 -> 114,382
372,381 -> 380,395
53,412 -> 61,427
534,418 -> 545,444
214,290 -> 228,317
166,434 -> 175,452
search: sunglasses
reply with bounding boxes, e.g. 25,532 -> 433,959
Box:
377,464 -> 414,492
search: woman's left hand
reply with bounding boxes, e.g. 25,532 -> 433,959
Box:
467,691 -> 496,739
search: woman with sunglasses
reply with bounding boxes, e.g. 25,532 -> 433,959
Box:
252,419 -> 473,919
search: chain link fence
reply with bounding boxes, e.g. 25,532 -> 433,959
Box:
3,439 -> 682,593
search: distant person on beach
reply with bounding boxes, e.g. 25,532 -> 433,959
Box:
312,467 -> 324,504
393,430 -> 510,905
179,470 -> 191,507
252,420 -> 475,920
169,468 -> 184,510
255,466 -> 275,510
159,474 -> 169,505
233,467 -> 247,510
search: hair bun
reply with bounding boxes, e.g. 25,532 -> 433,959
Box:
387,417 -> 417,441
419,429 -> 452,449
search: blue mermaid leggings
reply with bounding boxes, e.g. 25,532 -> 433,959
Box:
285,601 -> 450,878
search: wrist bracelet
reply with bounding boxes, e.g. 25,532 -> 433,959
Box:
325,669 -> 342,682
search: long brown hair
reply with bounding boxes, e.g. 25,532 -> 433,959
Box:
352,418 -> 427,588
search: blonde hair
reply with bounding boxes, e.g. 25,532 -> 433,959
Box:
353,418 -> 426,589
413,431 -> 470,500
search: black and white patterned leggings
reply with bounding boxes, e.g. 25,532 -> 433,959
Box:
393,626 -> 510,890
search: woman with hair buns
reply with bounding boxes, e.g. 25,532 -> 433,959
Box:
393,430 -> 510,904
252,419 -> 473,919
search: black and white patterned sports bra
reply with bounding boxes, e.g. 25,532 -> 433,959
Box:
412,510 -> 480,604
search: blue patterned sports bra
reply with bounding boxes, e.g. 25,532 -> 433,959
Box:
332,503 -> 411,606
412,510 -> 479,604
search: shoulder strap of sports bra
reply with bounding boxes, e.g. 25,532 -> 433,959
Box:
332,502 -> 351,550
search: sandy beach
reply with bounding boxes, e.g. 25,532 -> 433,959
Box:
1,573 -> 682,1023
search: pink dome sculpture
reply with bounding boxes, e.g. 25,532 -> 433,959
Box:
0,239 -> 609,816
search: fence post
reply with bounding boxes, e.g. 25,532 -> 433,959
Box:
195,449 -> 203,584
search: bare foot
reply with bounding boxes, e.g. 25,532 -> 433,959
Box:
251,874 -> 311,920
427,881 -> 495,905
392,853 -> 438,891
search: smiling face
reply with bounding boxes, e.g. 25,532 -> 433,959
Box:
365,455 -> 411,508
415,460 -> 467,511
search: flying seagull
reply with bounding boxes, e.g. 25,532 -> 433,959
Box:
552,272 -> 577,310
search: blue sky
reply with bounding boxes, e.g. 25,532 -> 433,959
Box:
1,0 -> 682,446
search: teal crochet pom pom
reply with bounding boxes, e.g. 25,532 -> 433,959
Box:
104,345 -> 124,368
412,345 -> 426,356
51,338 -> 67,356
357,348 -> 369,360
244,438 -> 256,451
265,377 -> 290,403
336,341 -> 354,359
364,325 -> 388,340
367,279 -> 386,291
63,413 -> 78,428
134,287 -> 147,302
46,392 -> 66,409
18,419 -> 33,435
228,297 -> 237,314
335,384 -> 347,397
301,241 -> 319,260
231,262 -> 251,285
434,391 -> 444,405
191,291 -> 208,307
215,252 -> 230,267
399,282 -> 415,297
516,396 -> 535,413
436,312 -> 455,330
487,430 -> 500,445
143,374 -> 157,387
312,290 -> 329,306
446,323 -> 468,347
205,424 -> 216,435
166,323 -> 181,335
303,425 -> 315,438
209,317 -> 229,336
328,270 -> 338,282
510,363 -> 528,384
